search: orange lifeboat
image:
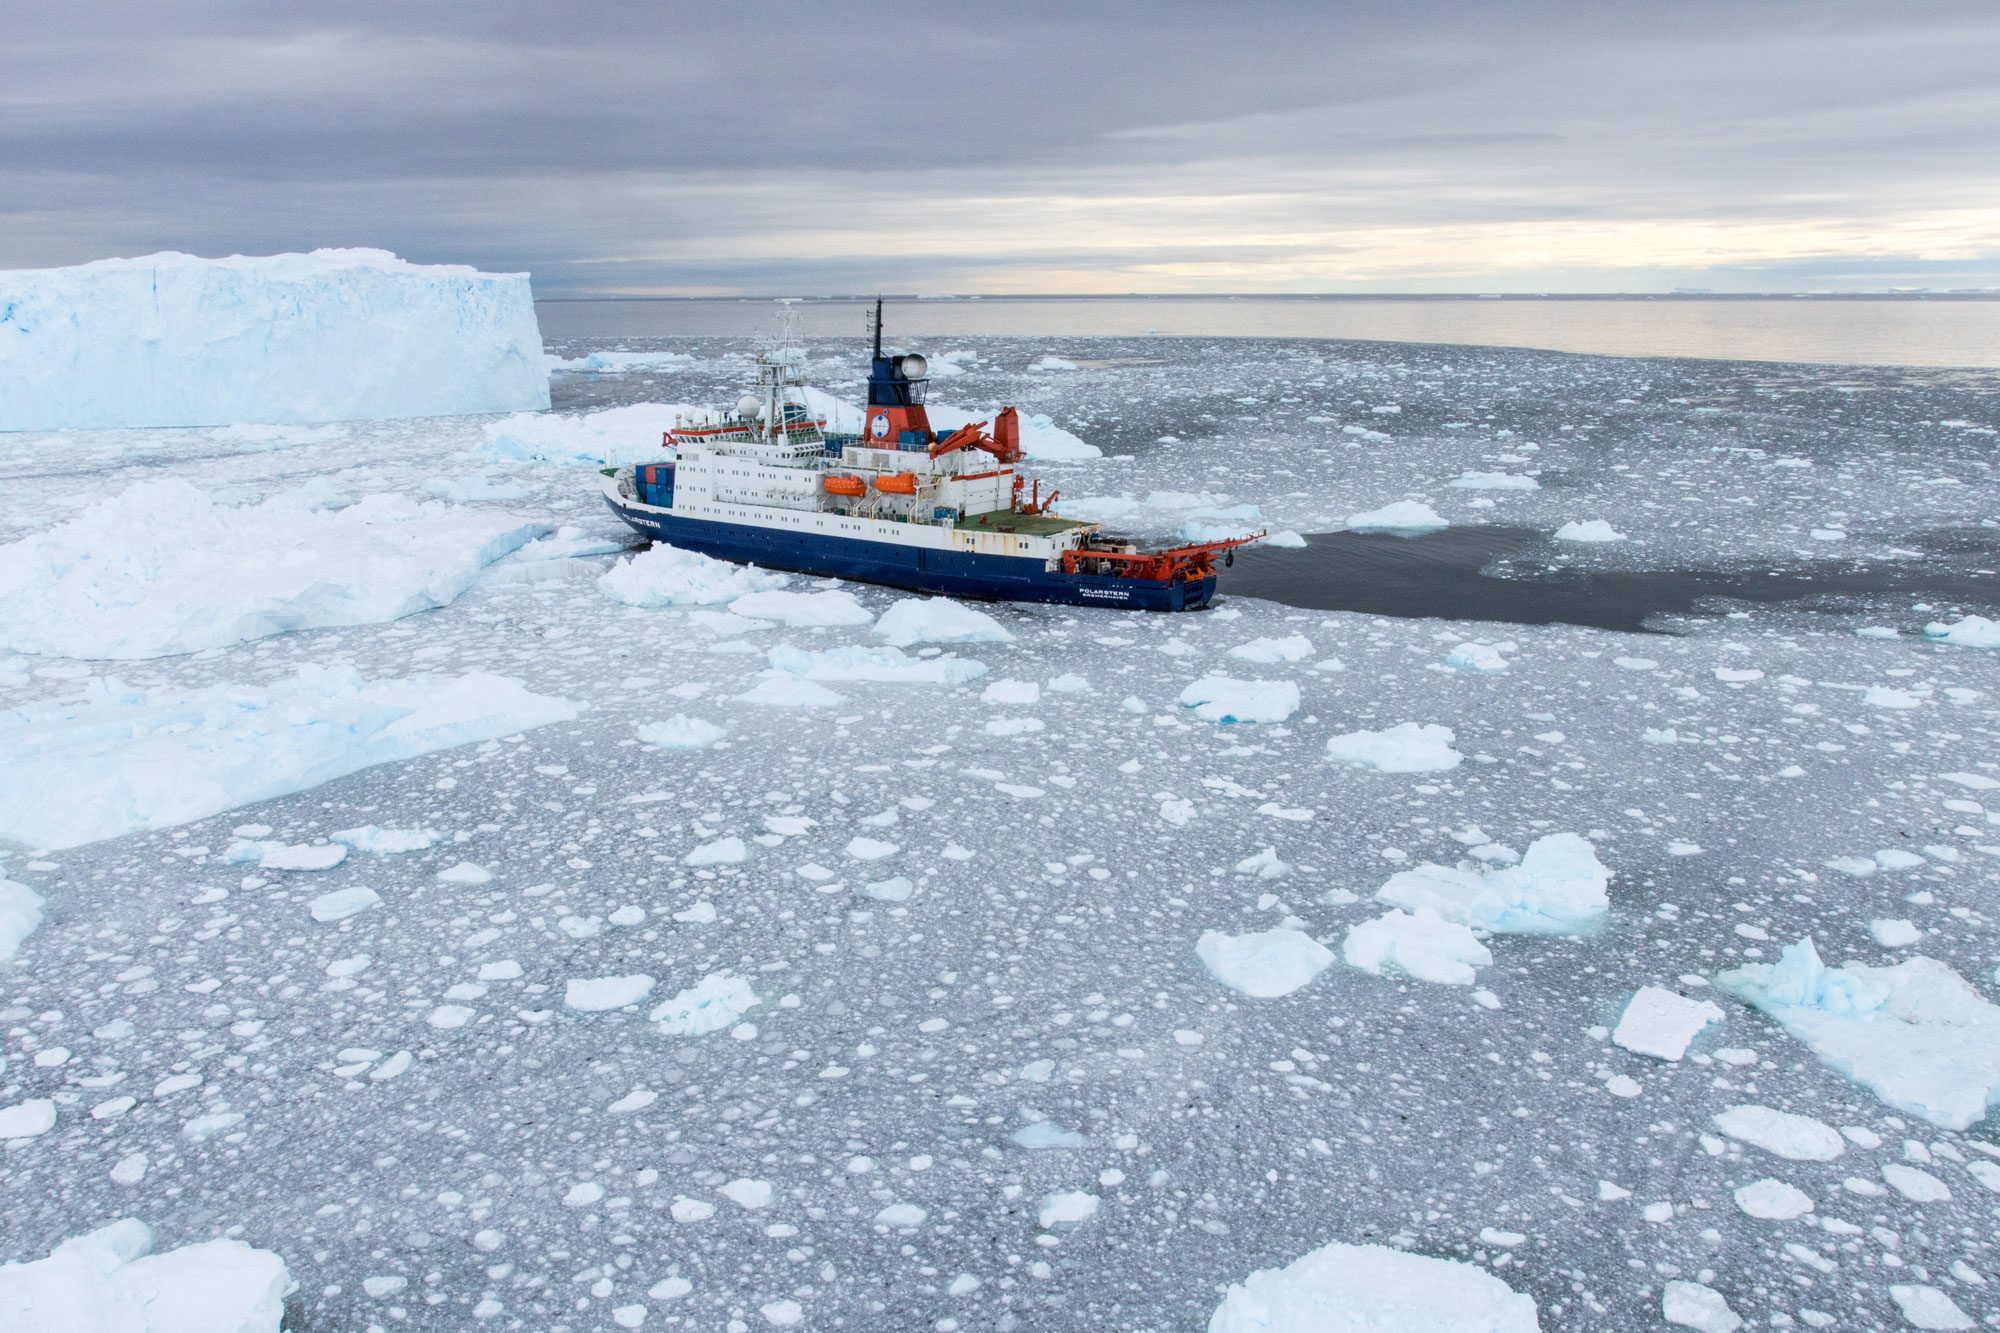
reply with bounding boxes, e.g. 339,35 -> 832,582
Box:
874,472 -> 918,495
822,475 -> 866,497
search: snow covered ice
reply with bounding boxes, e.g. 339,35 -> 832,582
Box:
6,332 -> 2000,1331
1207,1240 -> 1539,1332
0,249 -> 548,432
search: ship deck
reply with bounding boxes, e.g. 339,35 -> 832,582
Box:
957,510 -> 1096,537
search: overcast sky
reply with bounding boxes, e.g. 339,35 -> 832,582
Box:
5,1 -> 1998,295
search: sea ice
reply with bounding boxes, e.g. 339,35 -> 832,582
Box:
599,543 -> 789,608
1444,642 -> 1510,672
308,887 -> 379,923
1375,833 -> 1610,935
1230,635 -> 1314,664
730,589 -> 873,627
480,401 -> 694,466
0,1217 -> 293,1333
1662,1280 -> 1742,1332
1208,1240 -> 1538,1333
1734,1178 -> 1814,1220
1195,928 -> 1335,997
1613,987 -> 1725,1061
1344,500 -> 1449,533
1449,472 -> 1539,490
0,874 -> 45,960
1342,908 -> 1492,985
0,665 -> 576,849
874,598 -> 1013,647
638,715 -> 727,748
1179,676 -> 1301,724
1716,937 -> 2000,1129
765,644 -> 986,685
1924,615 -> 2000,648
331,825 -> 442,856
651,973 -> 759,1035
566,975 -> 657,1011
1037,1191 -> 1099,1227
1871,918 -> 1922,947
0,480 -> 546,659
1326,722 -> 1463,772
0,248 -> 547,431
0,1099 -> 57,1139
1889,1285 -> 1975,1330
1554,520 -> 1626,543
1711,1105 -> 1845,1161
736,677 -> 843,707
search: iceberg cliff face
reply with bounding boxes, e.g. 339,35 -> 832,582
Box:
0,248 -> 549,431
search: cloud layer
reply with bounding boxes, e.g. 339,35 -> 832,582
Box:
5,1 -> 1999,293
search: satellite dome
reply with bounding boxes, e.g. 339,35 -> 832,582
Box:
737,394 -> 762,420
899,353 -> 928,381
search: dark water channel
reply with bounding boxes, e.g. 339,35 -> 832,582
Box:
1218,526 -> 2000,634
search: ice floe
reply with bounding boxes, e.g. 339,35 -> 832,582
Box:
0,665 -> 576,849
566,975 -> 657,1011
1342,907 -> 1492,985
1734,1178 -> 1814,1220
1208,1240 -> 1538,1333
638,714 -> 727,748
1195,928 -> 1334,997
0,480 -> 546,659
1374,832 -> 1610,935
1554,519 -> 1626,543
1326,722 -> 1463,772
730,589 -> 873,627
598,543 -> 788,608
1889,1284 -> 1975,1330
1449,471 -> 1539,490
874,597 -> 1013,647
0,1215 -> 294,1332
1612,987 -> 1724,1061
1924,615 -> 2000,648
1711,1105 -> 1844,1161
651,973 -> 759,1035
479,401 -> 693,466
1178,676 -> 1301,724
1662,1279 -> 1742,1332
1344,500 -> 1448,533
1716,937 -> 2000,1129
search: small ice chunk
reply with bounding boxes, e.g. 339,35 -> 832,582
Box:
259,843 -> 347,872
1196,928 -> 1335,997
1882,1163 -> 1950,1202
1450,471 -> 1538,491
0,1098 -> 57,1140
844,837 -> 899,861
736,677 -> 843,707
981,679 -> 1041,705
332,825 -> 441,855
719,1178 -> 772,1209
1613,987 -> 1724,1061
436,861 -> 493,884
729,589 -> 872,627
599,543 -> 788,608
1013,1121 -> 1087,1150
875,1203 -> 926,1228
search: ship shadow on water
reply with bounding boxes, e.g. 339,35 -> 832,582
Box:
1218,525 -> 2000,634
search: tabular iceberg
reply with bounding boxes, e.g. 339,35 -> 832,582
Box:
0,249 -> 549,431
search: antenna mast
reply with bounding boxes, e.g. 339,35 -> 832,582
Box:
870,296 -> 883,358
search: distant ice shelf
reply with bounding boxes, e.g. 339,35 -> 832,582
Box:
0,248 -> 549,431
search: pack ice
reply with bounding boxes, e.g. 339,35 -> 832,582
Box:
0,665 -> 576,849
1716,936 -> 2000,1130
0,249 -> 549,432
0,1217 -> 293,1333
0,479 -> 546,658
1208,1240 -> 1539,1332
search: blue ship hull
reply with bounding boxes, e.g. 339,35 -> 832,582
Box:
604,492 -> 1215,612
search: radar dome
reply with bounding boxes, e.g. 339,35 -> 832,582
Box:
737,394 -> 763,420
899,353 -> 928,380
